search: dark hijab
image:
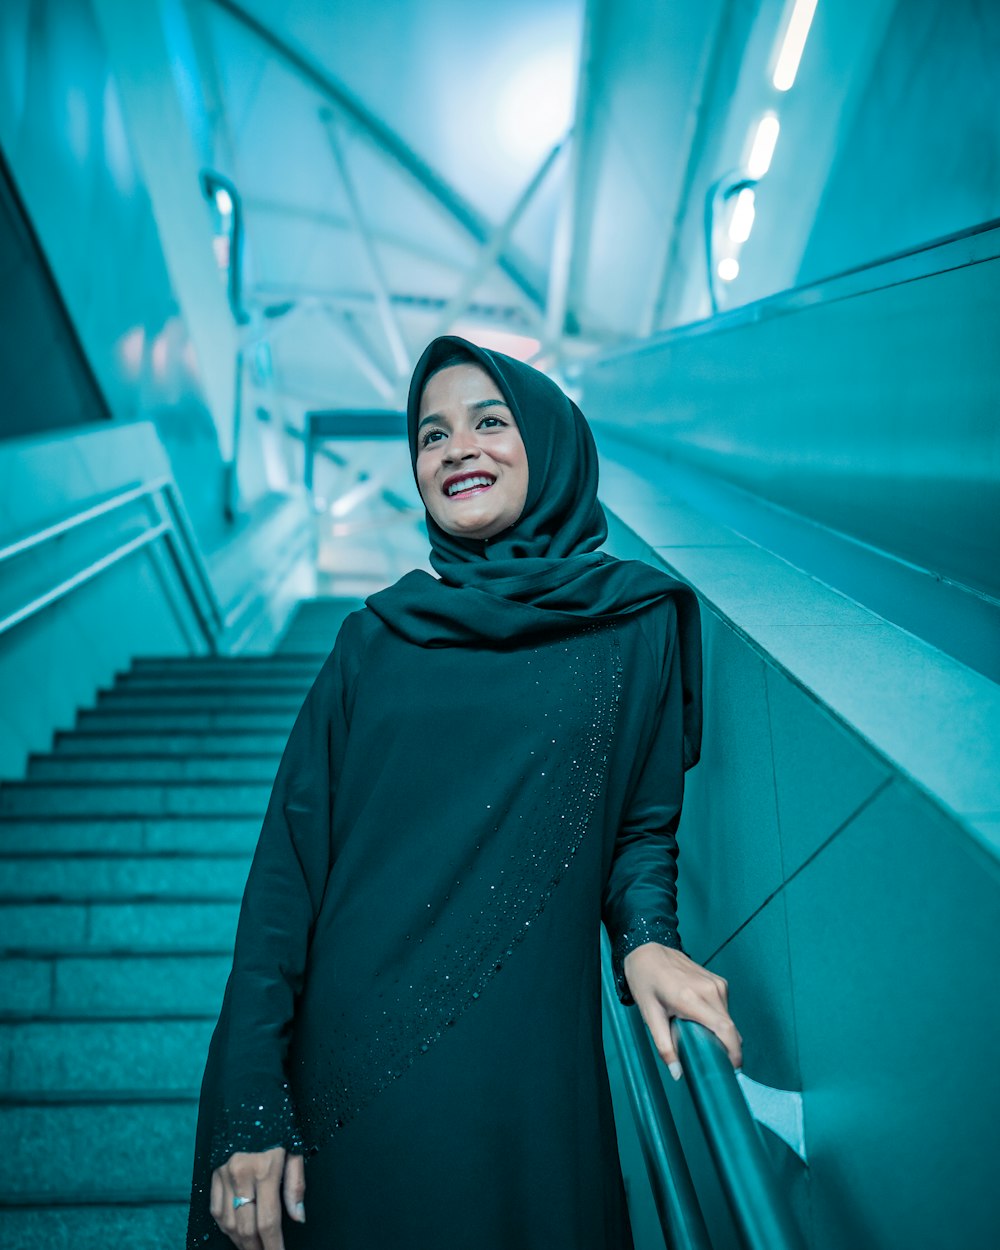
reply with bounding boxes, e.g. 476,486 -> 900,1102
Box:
366,335 -> 703,769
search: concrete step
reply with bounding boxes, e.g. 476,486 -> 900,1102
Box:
128,650 -> 322,670
113,673 -> 313,694
1,899 -> 239,951
0,1096 -> 197,1196
129,654 -> 324,675
0,853 -> 252,900
0,952 -> 231,1017
27,754 -> 280,782
75,708 -> 295,732
0,781 -> 271,817
96,688 -> 303,712
0,815 -> 260,855
0,1202 -> 188,1250
0,1019 -> 214,1092
52,730 -> 289,755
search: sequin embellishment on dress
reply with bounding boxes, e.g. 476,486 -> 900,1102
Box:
293,623 -> 623,1153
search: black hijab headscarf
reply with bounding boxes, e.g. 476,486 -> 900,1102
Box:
366,335 -> 703,770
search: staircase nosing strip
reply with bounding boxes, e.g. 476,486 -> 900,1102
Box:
30,752 -> 283,761
0,810 -> 261,820
0,1008 -> 221,1021
0,947 -> 233,959
58,726 -> 293,733
0,1011 -> 217,1023
0,1191 -> 190,1208
0,850 -> 254,860
0,893 -> 242,904
2,778 -> 272,789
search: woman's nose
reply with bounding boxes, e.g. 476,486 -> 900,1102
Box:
442,437 -> 480,463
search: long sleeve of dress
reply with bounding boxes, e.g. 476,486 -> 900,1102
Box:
602,599 -> 687,1007
206,621 -> 357,1169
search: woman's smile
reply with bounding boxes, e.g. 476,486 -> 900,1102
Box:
442,471 -> 497,498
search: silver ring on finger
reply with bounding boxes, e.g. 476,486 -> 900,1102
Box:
233,1195 -> 256,1209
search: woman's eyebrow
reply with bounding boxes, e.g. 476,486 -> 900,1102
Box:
417,398 -> 509,431
417,412 -> 447,431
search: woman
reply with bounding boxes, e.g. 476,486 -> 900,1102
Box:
186,335 -> 742,1249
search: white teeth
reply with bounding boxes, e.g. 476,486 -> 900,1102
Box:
447,475 -> 493,496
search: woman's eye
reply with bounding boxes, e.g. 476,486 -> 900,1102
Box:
420,429 -> 445,447
478,415 -> 506,429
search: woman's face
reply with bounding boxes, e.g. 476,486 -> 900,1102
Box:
415,362 -> 529,540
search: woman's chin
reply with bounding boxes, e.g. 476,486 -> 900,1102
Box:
437,510 -> 504,540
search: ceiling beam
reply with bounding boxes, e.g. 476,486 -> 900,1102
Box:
427,135 -> 569,342
247,283 -> 533,327
321,307 -> 396,401
242,197 -> 471,272
545,0 -> 600,346
320,108 -> 410,379
205,0 -> 547,311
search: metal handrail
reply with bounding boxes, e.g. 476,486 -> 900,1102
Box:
0,478 -> 227,649
584,213 -> 1000,369
0,479 -> 162,566
673,1018 -> 808,1250
0,524 -> 170,638
600,934 -> 712,1250
153,480 -> 228,631
601,932 -> 807,1250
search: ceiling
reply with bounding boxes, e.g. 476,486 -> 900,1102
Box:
170,0 -> 740,415
163,0 -> 898,427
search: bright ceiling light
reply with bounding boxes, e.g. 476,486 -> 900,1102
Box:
451,323 -> 541,361
747,113 -> 781,178
213,186 -> 233,216
773,0 -> 818,91
728,188 -> 756,243
718,257 -> 740,282
494,50 -> 575,161
118,325 -> 146,376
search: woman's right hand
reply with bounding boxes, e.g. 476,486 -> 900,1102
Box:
210,1146 -> 306,1249
623,942 -> 743,1077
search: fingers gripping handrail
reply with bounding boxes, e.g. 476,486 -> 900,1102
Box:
601,931 -> 807,1250
673,1018 -> 808,1250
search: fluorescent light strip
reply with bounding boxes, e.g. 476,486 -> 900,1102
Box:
728,188 -> 756,243
718,257 -> 740,282
747,113 -> 781,178
773,0 -> 818,91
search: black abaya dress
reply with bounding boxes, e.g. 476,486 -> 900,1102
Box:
186,594 -> 688,1249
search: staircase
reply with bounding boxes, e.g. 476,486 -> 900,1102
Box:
0,598 -> 360,1248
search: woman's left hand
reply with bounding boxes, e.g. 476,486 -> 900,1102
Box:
623,942 -> 743,1079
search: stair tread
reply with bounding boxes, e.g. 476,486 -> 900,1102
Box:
0,605 -> 365,1229
0,1087 -> 200,1105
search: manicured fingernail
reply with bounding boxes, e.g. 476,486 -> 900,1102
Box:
296,1201 -> 306,1222
668,1060 -> 683,1081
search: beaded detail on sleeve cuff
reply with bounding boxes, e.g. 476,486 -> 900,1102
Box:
209,1083 -> 305,1171
610,916 -> 682,1007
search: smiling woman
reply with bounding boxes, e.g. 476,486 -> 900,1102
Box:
186,335 -> 741,1250
415,354 -> 530,540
